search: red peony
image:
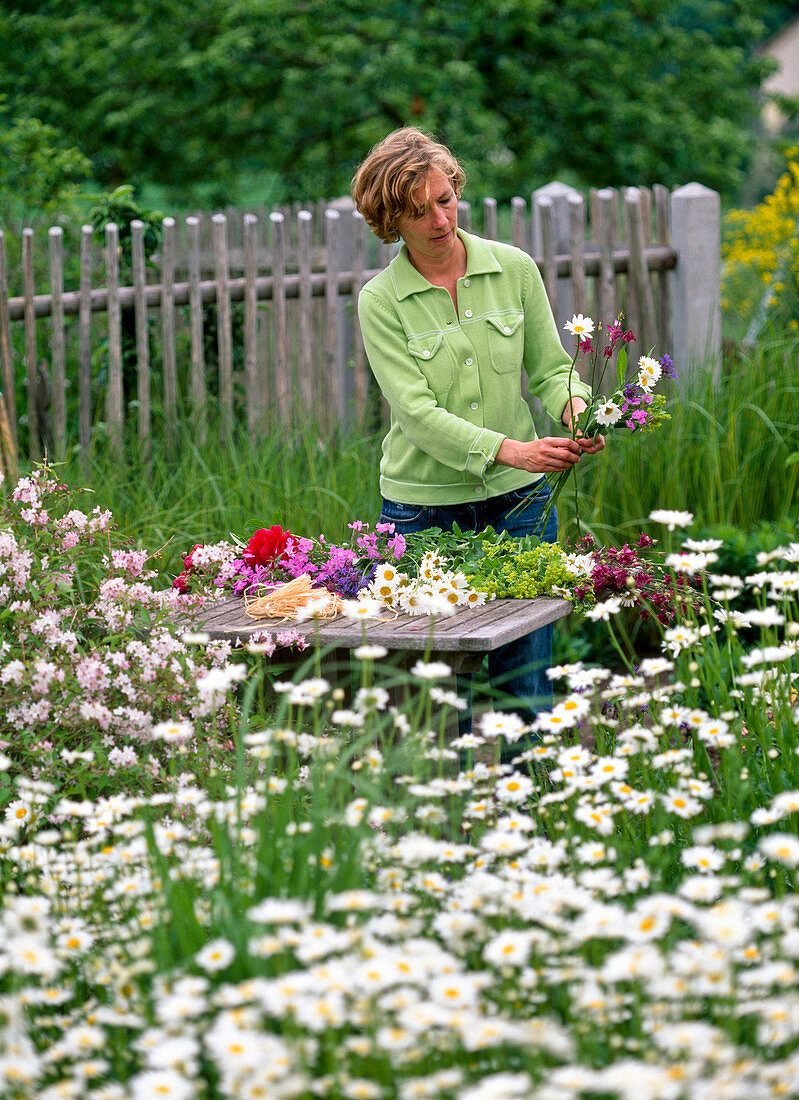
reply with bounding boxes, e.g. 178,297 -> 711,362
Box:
172,571 -> 189,592
183,543 -> 204,570
243,525 -> 297,566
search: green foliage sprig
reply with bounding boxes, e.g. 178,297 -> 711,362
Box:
403,523 -> 593,608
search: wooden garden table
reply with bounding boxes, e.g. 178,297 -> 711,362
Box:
182,594 -> 572,674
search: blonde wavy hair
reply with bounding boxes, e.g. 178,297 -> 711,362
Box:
351,128 -> 465,243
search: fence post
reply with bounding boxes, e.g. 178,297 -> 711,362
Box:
327,196 -> 357,431
532,180 -> 583,332
669,183 -> 722,377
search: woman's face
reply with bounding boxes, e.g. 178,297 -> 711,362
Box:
394,168 -> 459,264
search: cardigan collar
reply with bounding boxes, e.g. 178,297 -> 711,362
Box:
388,229 -> 503,301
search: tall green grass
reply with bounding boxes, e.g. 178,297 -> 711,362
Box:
59,420 -> 385,577
53,337 -> 798,580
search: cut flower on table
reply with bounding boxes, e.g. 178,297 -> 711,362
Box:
173,513 -> 710,627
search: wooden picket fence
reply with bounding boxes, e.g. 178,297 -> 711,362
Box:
0,181 -> 721,467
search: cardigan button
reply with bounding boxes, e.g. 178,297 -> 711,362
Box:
463,278 -> 471,287
465,358 -> 473,366
422,349 -> 431,358
464,309 -> 473,318
470,402 -> 479,411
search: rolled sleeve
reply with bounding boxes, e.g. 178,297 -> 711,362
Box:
466,428 -> 505,478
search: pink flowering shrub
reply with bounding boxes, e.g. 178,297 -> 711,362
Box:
0,468 -> 255,799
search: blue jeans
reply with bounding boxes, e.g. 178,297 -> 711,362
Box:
379,481 -> 557,733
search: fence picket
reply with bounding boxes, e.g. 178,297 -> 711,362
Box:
625,189 -> 657,352
243,213 -> 261,435
270,211 -> 290,423
536,197 -> 557,311
104,223 -> 123,457
596,188 -> 617,326
48,227 -> 67,460
483,197 -> 497,240
186,216 -> 207,441
640,187 -> 653,245
511,197 -> 526,252
324,208 -> 344,426
22,229 -> 40,462
78,227 -> 92,470
297,209 -> 314,413
212,213 -> 233,436
131,221 -> 151,457
352,211 -> 368,417
653,184 -> 671,349
568,194 -> 586,321
0,232 -> 16,448
161,217 -> 178,450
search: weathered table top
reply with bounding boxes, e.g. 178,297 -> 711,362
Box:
181,594 -> 572,652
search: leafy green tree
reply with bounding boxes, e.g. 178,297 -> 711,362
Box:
0,0 -> 778,202
0,110 -> 90,235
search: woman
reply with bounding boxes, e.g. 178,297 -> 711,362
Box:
351,127 -> 604,734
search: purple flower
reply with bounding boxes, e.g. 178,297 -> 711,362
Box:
660,353 -> 677,379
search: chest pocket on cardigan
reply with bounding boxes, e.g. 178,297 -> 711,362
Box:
485,312 -> 525,374
407,333 -> 454,398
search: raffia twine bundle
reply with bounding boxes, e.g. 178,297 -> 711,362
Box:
244,573 -> 342,623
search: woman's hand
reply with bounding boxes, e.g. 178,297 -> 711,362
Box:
562,397 -> 605,455
495,436 -> 586,473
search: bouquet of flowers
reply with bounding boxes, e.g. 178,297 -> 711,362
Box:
536,313 -> 676,535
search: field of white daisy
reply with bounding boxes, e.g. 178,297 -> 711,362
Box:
1,459 -> 798,1100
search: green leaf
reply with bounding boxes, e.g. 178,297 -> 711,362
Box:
616,345 -> 628,388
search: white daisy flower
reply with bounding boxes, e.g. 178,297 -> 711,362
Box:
340,596 -> 383,620
649,508 -> 694,530
353,644 -> 388,660
411,659 -> 452,679
637,355 -> 662,387
479,711 -> 526,742
759,833 -> 799,867
594,399 -> 623,426
564,313 -> 595,338
195,938 -> 235,971
586,597 -> 623,621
